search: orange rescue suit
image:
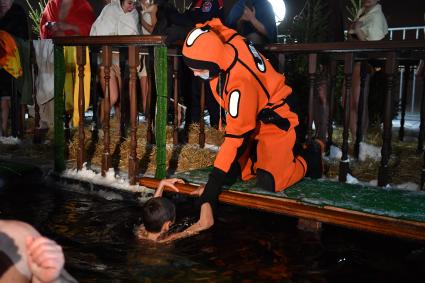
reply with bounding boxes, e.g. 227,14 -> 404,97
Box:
183,18 -> 307,192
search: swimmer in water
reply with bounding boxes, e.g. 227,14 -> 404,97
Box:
136,178 -> 214,243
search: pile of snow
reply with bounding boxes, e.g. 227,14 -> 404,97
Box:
0,136 -> 21,145
394,182 -> 419,191
328,145 -> 342,160
61,163 -> 154,198
345,173 -> 360,185
359,142 -> 381,162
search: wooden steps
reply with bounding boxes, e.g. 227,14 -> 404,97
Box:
139,167 -> 425,241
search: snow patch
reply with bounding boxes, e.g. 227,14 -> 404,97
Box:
329,145 -> 342,160
61,163 -> 154,198
0,136 -> 21,145
346,173 -> 360,184
394,182 -> 419,192
359,142 -> 381,162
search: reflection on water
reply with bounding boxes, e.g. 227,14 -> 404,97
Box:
1,184 -> 425,282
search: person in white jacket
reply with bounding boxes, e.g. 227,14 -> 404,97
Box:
90,0 -> 140,124
345,0 -> 388,141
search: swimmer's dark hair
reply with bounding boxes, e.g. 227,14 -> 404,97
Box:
142,197 -> 176,233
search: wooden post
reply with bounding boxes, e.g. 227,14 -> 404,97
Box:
326,59 -> 337,155
307,53 -> 317,142
53,45 -> 66,172
339,53 -> 354,183
146,48 -> 153,144
90,50 -> 100,133
419,72 -> 425,153
278,53 -> 286,73
119,48 -> 129,138
33,62 -> 41,144
419,61 -> 425,190
378,52 -> 396,187
128,45 -> 139,185
76,46 -> 86,170
173,55 -> 179,145
399,64 -> 411,141
64,114 -> 71,143
154,46 -> 168,179
199,80 -> 206,148
101,46 -> 112,176
354,62 -> 369,159
10,79 -> 18,137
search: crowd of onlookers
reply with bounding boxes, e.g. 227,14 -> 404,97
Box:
3,0 -> 415,148
0,0 -> 278,138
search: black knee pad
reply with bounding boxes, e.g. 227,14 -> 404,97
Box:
256,169 -> 275,192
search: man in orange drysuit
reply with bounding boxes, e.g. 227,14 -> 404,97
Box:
182,18 -> 323,218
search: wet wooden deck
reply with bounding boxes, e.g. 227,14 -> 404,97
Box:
139,167 -> 425,242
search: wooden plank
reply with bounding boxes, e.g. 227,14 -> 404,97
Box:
139,177 -> 425,241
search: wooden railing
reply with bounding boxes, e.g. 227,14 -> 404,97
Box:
49,36 -> 425,190
265,40 -> 425,188
52,35 -> 168,184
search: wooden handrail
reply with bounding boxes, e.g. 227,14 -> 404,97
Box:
51,35 -> 425,188
52,35 -> 166,46
265,40 -> 425,53
139,177 -> 425,241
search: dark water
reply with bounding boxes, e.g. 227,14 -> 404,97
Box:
1,183 -> 425,283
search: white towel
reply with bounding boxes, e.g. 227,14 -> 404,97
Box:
32,39 -> 54,105
90,2 -> 140,36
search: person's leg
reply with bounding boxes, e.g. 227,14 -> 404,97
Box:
99,65 -> 120,122
113,64 -> 122,123
139,56 -> 149,114
255,123 -> 307,192
314,80 -> 329,141
350,62 -> 362,140
1,97 -> 11,136
140,76 -> 149,114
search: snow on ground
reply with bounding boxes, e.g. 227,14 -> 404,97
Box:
328,145 -> 342,160
61,163 -> 154,201
327,144 -> 419,191
393,117 -> 420,130
0,136 -> 21,145
359,142 -> 381,162
345,173 -> 360,185
388,182 -> 419,192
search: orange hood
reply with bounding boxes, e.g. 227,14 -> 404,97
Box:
182,23 -> 236,77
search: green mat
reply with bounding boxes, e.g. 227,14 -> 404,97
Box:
175,167 -> 425,223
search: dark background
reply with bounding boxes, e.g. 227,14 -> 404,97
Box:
15,0 -> 425,37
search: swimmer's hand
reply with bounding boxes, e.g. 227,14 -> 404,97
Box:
189,184 -> 205,196
154,178 -> 185,197
136,225 -> 149,240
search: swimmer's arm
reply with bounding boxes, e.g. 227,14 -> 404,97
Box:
159,203 -> 214,243
153,178 -> 185,197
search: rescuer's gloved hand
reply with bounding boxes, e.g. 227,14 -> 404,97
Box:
198,167 -> 227,212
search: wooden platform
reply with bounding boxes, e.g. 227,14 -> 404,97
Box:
140,167 -> 425,241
